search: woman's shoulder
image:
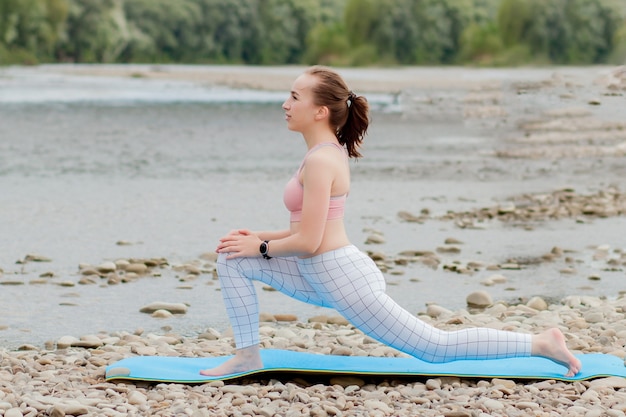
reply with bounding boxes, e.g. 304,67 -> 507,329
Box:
305,143 -> 346,165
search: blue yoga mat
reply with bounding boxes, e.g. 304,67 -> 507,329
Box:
105,349 -> 626,383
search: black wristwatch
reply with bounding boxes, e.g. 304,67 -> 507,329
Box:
259,240 -> 272,259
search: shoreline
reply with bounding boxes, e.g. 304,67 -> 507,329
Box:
14,63 -> 623,93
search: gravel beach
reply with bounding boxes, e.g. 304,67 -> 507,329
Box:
1,64 -> 626,416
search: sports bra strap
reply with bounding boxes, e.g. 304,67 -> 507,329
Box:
297,142 -> 346,174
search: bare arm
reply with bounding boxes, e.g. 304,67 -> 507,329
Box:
254,229 -> 292,241
217,151 -> 336,259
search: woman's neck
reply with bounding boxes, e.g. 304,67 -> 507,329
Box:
302,127 -> 338,150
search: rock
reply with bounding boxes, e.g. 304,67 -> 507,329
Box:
23,254 -> 52,262
61,403 -> 89,416
527,296 -> 548,311
363,400 -> 393,414
259,312 -> 276,322
515,401 -> 540,410
365,233 -> 386,244
48,405 -> 65,417
126,263 -> 149,274
426,304 -> 452,318
57,335 -> 80,349
96,262 -> 117,273
482,399 -> 505,411
436,246 -> 461,254
397,211 -> 423,222
128,391 -> 148,405
73,335 -> 103,348
589,376 -> 626,390
0,280 -> 24,286
4,408 -> 23,417
489,274 -> 507,284
139,302 -> 188,314
444,237 -> 463,244
274,314 -> 298,322
466,291 -> 493,308
151,309 -> 173,318
80,268 -> 100,276
327,316 -> 349,325
425,379 -> 441,390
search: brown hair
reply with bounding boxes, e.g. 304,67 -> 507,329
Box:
305,66 -> 369,158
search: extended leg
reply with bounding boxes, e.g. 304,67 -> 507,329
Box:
298,246 -> 531,362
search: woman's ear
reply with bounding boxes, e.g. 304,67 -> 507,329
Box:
314,105 -> 329,121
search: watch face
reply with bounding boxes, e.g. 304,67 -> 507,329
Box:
260,242 -> 268,254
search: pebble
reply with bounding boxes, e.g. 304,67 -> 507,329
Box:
466,291 -> 493,308
139,302 -> 188,315
527,296 -> 548,311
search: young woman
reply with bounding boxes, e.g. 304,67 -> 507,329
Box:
200,66 -> 581,377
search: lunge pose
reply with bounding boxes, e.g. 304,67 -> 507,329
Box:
200,66 -> 581,377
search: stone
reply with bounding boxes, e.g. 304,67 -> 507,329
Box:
128,391 -> 148,405
97,262 -> 117,273
151,309 -> 173,318
4,409 -> 23,417
589,376 -> 626,390
466,291 -> 493,308
57,335 -> 80,349
527,296 -> 548,311
139,302 -> 188,314
365,233 -> 386,244
73,335 -> 103,348
274,314 -> 298,322
482,399 -> 505,411
126,263 -> 149,274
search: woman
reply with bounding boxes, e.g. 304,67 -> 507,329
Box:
200,66 -> 581,377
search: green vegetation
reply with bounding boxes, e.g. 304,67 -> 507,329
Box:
1,0 -> 625,66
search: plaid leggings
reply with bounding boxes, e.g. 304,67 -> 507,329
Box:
217,245 -> 531,363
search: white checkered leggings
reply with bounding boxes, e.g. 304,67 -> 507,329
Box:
217,245 -> 531,363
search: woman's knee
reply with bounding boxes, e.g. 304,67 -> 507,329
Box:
217,252 -> 238,276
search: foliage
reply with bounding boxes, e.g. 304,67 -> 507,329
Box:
459,23 -> 504,64
0,0 -> 624,66
496,0 -> 625,64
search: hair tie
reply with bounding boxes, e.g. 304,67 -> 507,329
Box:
347,91 -> 357,108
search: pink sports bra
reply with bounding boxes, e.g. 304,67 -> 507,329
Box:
283,142 -> 348,223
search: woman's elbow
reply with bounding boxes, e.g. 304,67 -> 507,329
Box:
296,236 -> 322,255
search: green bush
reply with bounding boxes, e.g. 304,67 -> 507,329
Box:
303,22 -> 350,66
347,43 -> 383,67
1,0 -> 625,66
459,22 -> 503,64
0,45 -> 39,65
610,23 -> 626,64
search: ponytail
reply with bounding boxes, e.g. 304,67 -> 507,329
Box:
338,92 -> 369,158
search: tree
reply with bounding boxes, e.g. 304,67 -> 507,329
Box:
59,0 -> 129,62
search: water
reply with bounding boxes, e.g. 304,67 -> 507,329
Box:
1,65 -> 625,349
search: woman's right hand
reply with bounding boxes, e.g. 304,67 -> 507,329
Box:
216,229 -> 252,252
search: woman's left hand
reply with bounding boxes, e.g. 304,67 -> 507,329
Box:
216,229 -> 262,259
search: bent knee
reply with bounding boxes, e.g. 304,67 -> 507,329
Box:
216,252 -> 240,275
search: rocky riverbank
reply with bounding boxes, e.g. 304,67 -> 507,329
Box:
1,64 -> 626,416
3,293 -> 626,417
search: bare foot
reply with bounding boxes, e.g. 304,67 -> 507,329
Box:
531,328 -> 582,377
199,345 -> 263,377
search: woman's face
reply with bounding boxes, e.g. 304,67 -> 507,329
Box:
282,73 -> 320,133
